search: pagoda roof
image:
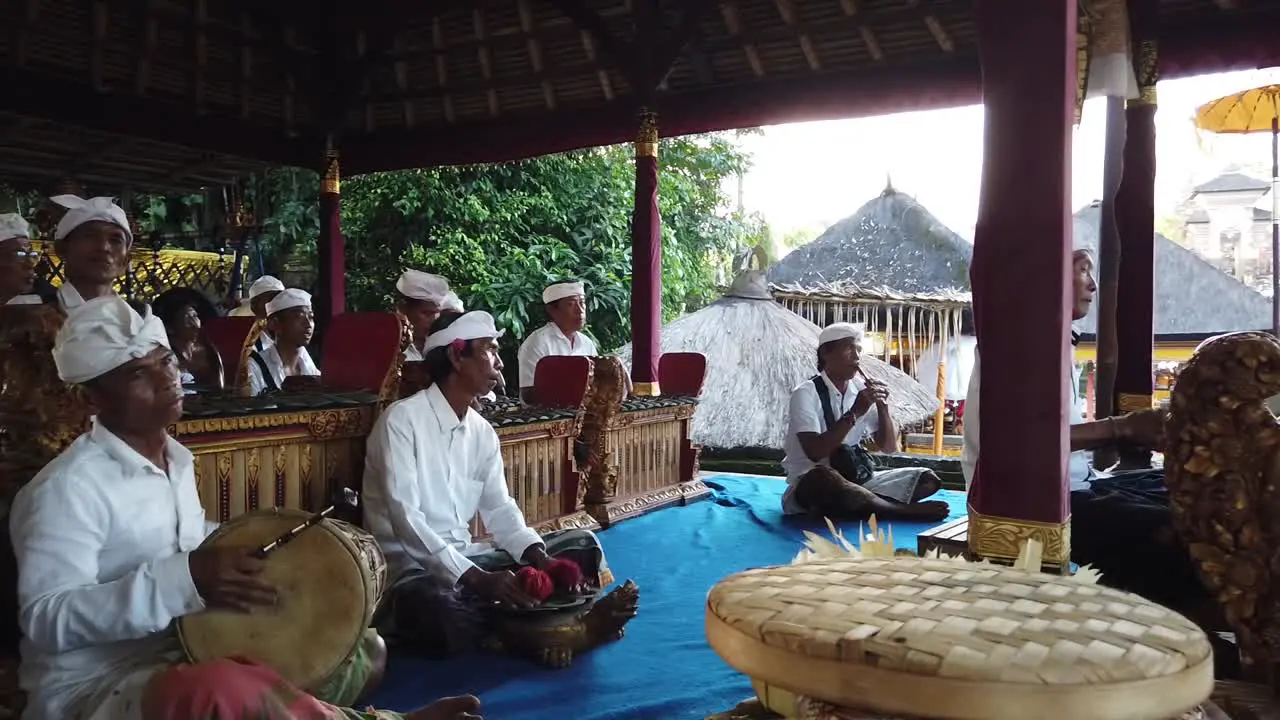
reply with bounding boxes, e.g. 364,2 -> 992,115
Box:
3,0 -> 1277,193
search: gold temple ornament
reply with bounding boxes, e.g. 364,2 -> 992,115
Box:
636,111 -> 658,159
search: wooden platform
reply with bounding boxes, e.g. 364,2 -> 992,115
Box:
916,516 -> 970,558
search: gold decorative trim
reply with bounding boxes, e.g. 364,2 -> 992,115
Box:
967,506 -> 1071,570
1131,38 -> 1158,106
631,381 -> 661,397
531,510 -> 599,535
1117,392 -> 1154,413
636,111 -> 658,158
586,479 -> 710,527
322,150 -> 341,195
172,407 -> 374,443
493,419 -> 577,440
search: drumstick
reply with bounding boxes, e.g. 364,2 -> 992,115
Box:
254,506 -> 338,559
254,488 -> 360,559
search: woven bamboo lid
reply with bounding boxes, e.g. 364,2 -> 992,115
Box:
706,557 -> 1213,720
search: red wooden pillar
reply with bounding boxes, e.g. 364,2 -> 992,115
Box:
968,0 -> 1076,570
317,144 -> 346,326
630,110 -> 662,396
1114,0 -> 1158,460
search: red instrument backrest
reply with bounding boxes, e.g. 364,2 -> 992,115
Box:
322,312 -> 403,393
659,352 -> 707,397
532,355 -> 593,408
201,317 -> 256,384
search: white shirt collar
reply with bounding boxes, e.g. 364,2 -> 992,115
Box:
426,383 -> 467,432
57,283 -> 87,310
89,419 -> 192,476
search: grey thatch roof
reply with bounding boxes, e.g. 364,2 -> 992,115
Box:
766,186 -> 972,294
617,271 -> 940,450
1073,203 -> 1270,336
1192,172 -> 1269,195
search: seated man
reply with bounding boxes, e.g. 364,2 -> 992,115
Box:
363,311 -> 613,658
0,213 -> 38,306
782,322 -> 949,521
246,288 -> 320,395
243,275 -> 286,351
396,270 -> 450,362
962,232 -> 1203,613
517,281 -> 599,404
12,294 -> 482,720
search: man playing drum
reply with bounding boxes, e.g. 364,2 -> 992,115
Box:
10,294 -> 483,720
363,311 -> 613,658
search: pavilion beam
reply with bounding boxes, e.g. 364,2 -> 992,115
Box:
1113,0 -> 1159,469
967,0 -> 1076,571
0,67 -> 320,170
1092,95 -> 1126,474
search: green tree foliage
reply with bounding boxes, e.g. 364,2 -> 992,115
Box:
335,133 -> 752,352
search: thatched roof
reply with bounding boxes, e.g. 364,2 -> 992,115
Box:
617,271 -> 939,450
766,186 -> 972,294
1073,202 -> 1271,337
770,281 -> 970,308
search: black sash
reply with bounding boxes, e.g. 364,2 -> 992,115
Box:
811,375 -> 876,485
249,350 -> 280,393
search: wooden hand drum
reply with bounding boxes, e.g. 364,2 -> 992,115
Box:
178,509 -> 388,691
706,557 -> 1214,720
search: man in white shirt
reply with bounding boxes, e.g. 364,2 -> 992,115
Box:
363,311 -> 630,660
396,269 -> 450,363
43,195 -> 134,311
0,213 -> 38,306
12,294 -> 482,720
961,231 -> 1202,613
246,288 -> 321,395
781,322 -> 949,521
240,275 -> 285,351
516,281 -> 599,403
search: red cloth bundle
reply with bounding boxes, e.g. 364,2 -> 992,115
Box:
545,558 -> 583,590
515,566 -> 554,602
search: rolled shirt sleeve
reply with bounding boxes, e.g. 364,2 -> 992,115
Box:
517,333 -> 543,389
787,384 -> 823,439
11,479 -> 205,654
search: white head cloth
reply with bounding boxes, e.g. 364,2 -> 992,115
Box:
818,322 -> 865,347
1072,220 -> 1095,259
396,270 -> 450,304
442,291 -> 464,313
53,295 -> 170,384
0,213 -> 30,243
266,288 -> 311,316
543,281 -> 585,304
248,275 -> 286,299
423,310 -> 506,353
51,195 -> 132,244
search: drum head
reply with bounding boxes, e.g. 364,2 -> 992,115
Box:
179,510 -> 374,692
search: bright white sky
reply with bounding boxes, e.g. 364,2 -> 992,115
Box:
739,66 -> 1280,242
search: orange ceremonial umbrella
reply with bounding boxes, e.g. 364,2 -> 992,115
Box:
1194,85 -> 1280,334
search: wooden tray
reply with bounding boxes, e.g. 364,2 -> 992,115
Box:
706,556 -> 1213,720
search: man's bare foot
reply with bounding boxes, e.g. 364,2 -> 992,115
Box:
405,695 -> 483,720
895,500 -> 950,522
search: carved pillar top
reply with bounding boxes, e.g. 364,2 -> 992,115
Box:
322,149 -> 341,195
636,111 -> 658,159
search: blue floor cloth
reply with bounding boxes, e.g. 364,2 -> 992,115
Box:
366,473 -> 966,719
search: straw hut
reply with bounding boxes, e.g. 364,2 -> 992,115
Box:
767,185 -> 972,293
1073,202 -> 1270,337
616,271 -> 939,451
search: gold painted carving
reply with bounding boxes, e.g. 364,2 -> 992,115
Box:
636,111 -> 658,158
579,356 -> 626,514
1117,392 -> 1154,413
172,406 -> 373,442
968,507 -> 1071,568
1131,38 -> 1158,106
322,150 -> 341,195
631,380 -> 661,397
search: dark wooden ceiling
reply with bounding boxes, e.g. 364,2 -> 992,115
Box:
1,0 -> 1277,193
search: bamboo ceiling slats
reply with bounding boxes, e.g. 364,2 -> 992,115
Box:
0,0 -> 1271,191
